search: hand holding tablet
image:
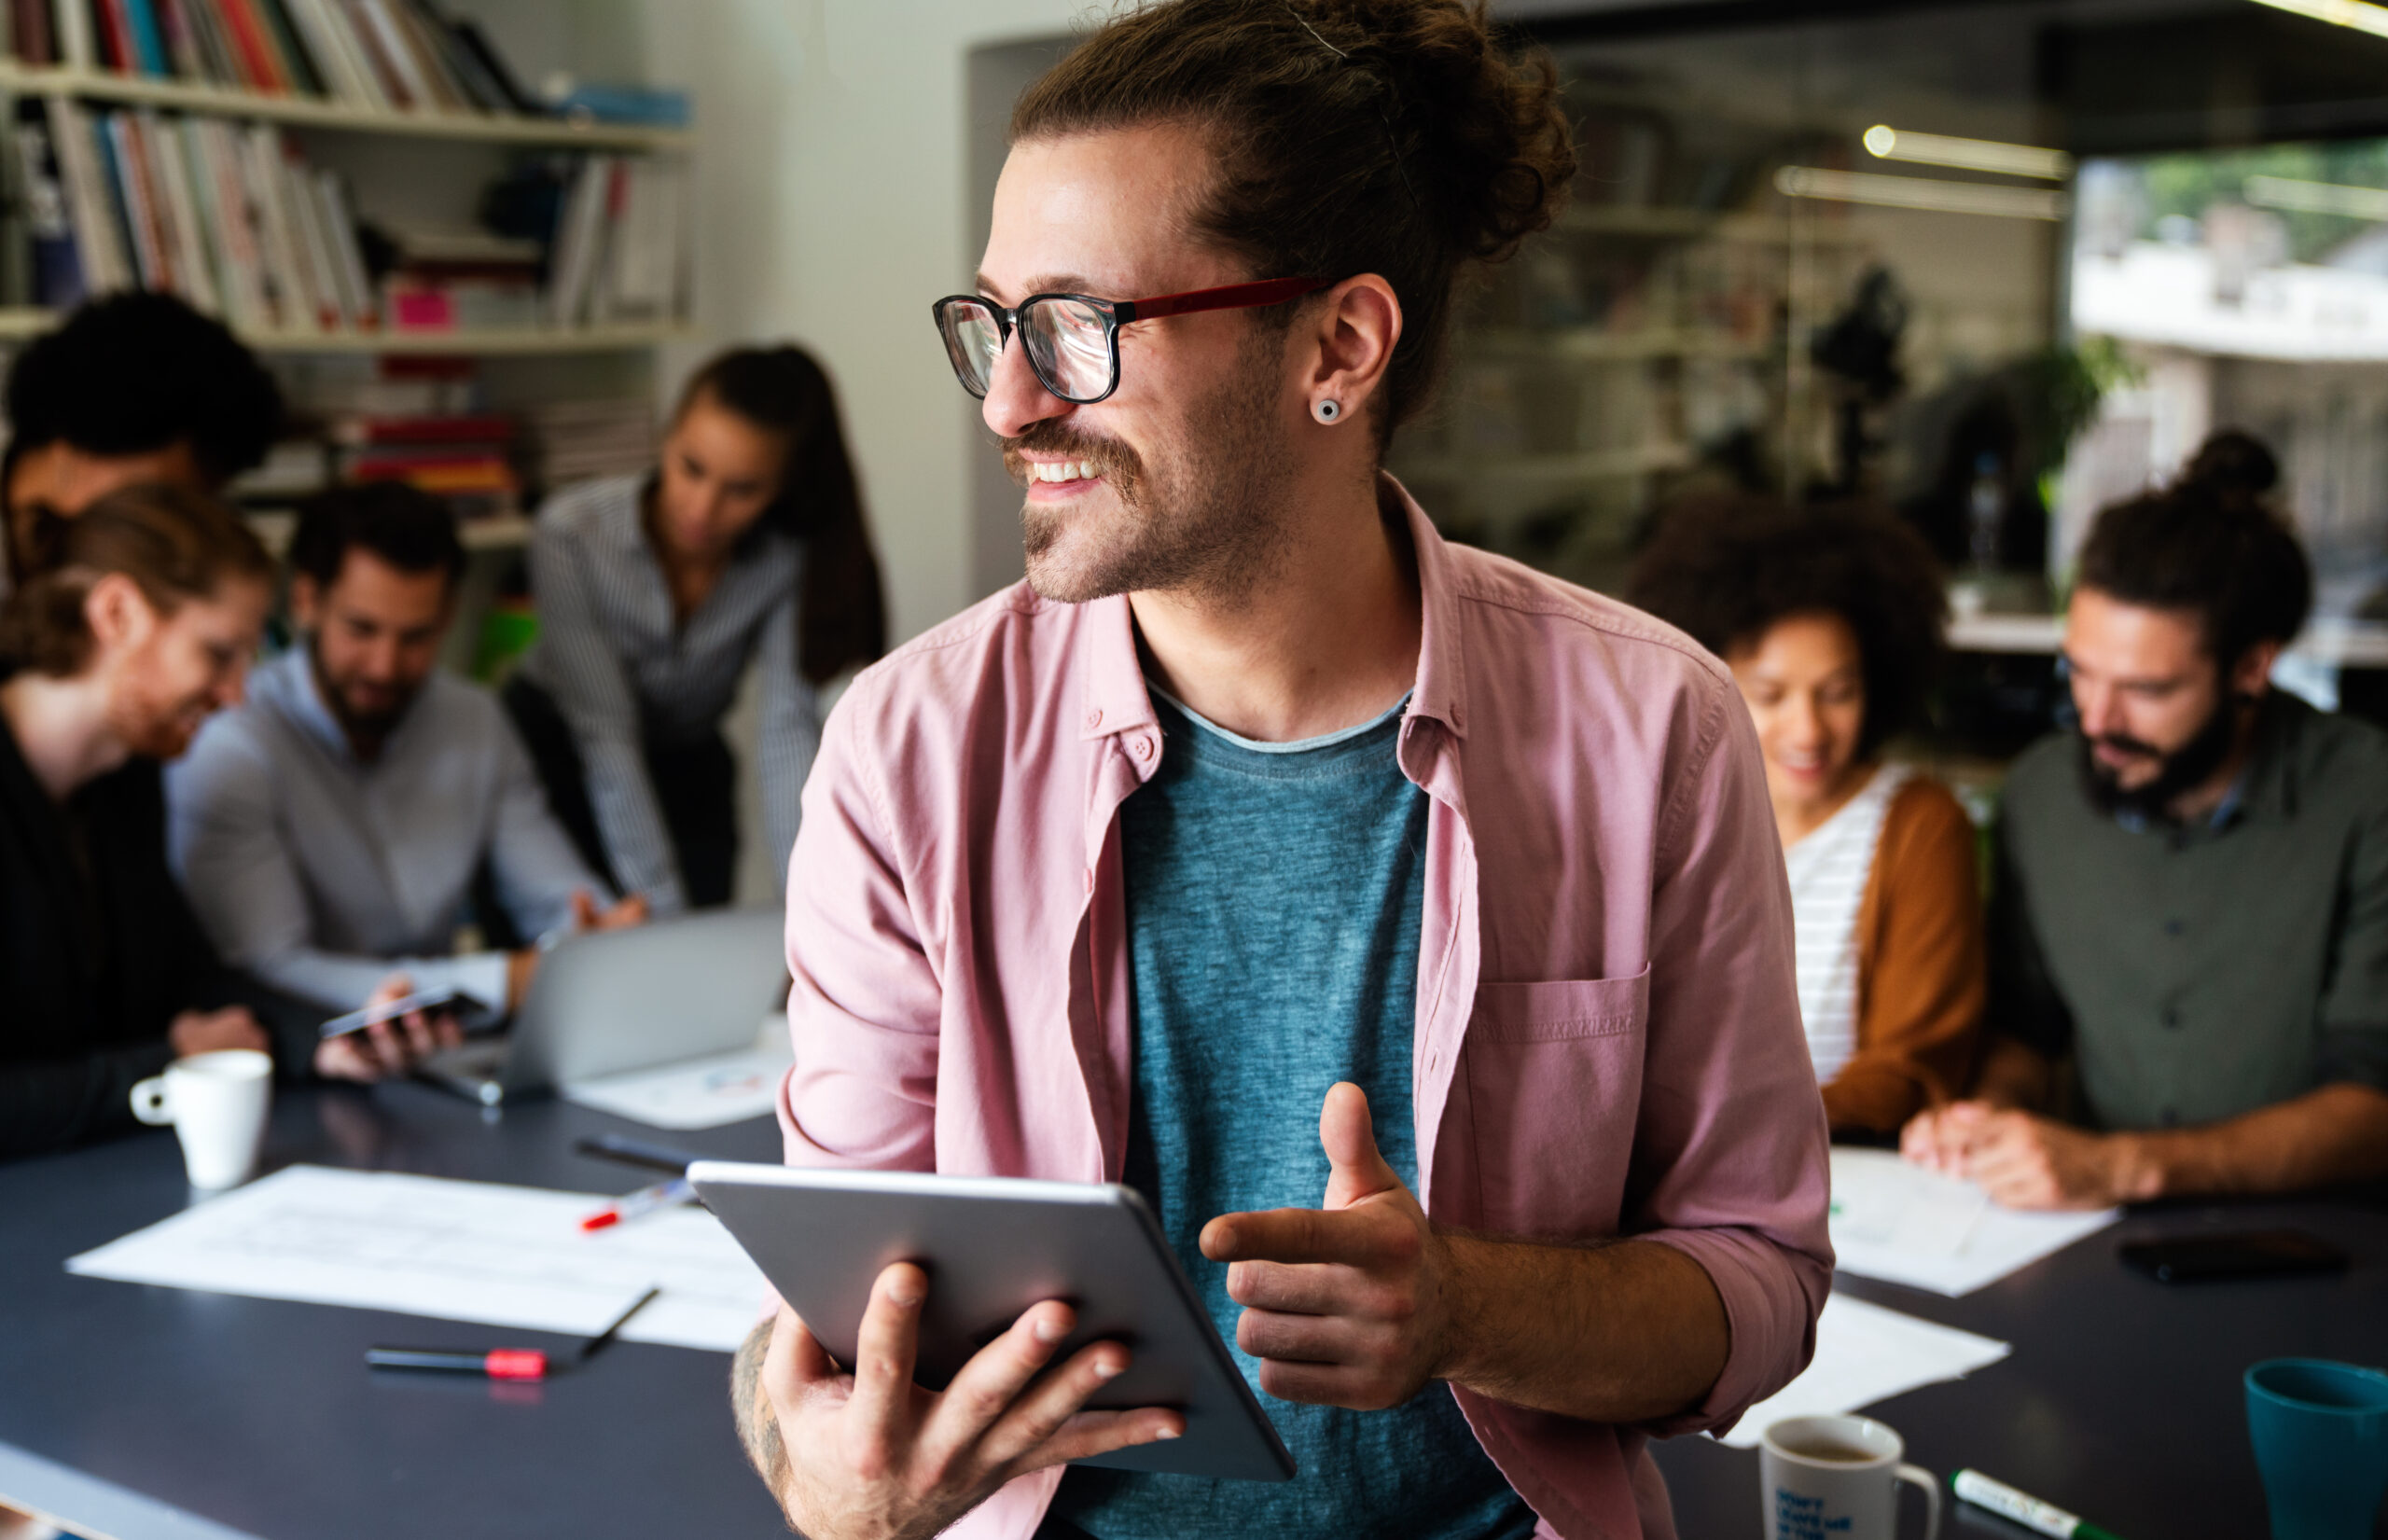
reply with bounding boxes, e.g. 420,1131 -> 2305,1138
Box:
751,1264 -> 1188,1539
694,1160 -> 1297,1536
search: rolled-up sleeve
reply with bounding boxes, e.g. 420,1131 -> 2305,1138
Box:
776,676 -> 941,1174
1628,680 -> 1834,1438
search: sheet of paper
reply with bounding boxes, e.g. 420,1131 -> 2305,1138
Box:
67,1165 -> 768,1351
558,1017 -> 793,1131
1715,1295 -> 2010,1448
1828,1147 -> 2117,1297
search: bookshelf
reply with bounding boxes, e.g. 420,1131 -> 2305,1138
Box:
1947,610 -> 2388,670
0,64 -> 690,148
0,304 -> 685,353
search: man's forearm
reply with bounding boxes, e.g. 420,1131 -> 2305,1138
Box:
731,1317 -> 789,1494
1435,1235 -> 1729,1423
2122,1083 -> 2388,1200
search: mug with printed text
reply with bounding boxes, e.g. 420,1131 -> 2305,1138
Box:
1761,1414 -> 1942,1540
131,1048 -> 272,1189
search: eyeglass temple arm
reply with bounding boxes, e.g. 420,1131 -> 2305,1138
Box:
1114,276 -> 1331,325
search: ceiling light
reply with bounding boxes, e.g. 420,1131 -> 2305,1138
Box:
2244,173 -> 2388,220
1863,125 -> 2072,180
1775,166 -> 2069,220
2243,0 -> 2388,40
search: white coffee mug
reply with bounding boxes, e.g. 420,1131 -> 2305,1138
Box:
1760,1414 -> 1942,1540
131,1048 -> 272,1188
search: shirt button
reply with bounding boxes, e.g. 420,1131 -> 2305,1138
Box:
1132,736 -> 1153,760
2164,919 -> 2185,937
2161,1006 -> 2182,1029
1085,708 -> 1104,730
2160,1107 -> 2181,1127
1084,867 -> 1095,894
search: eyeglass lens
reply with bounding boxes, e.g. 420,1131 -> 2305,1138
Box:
1020,298 -> 1112,401
941,297 -> 1115,402
941,301 -> 1006,398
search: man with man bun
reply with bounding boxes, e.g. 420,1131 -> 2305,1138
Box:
735,4 -> 1830,1536
1905,434 -> 2388,1211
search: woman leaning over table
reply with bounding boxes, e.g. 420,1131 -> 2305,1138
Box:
506,346 -> 886,915
0,486 -> 447,1160
1630,494 -> 1984,1136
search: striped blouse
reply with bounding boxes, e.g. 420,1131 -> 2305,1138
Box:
517,474 -> 820,915
1782,762 -> 1911,1086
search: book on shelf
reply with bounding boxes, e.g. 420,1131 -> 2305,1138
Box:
1,0 -> 544,120
547,152 -> 687,328
27,98 -> 382,330
524,396 -> 652,494
8,99 -> 82,307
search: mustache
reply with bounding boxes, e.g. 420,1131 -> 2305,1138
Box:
2089,731 -> 2162,759
1001,421 -> 1142,489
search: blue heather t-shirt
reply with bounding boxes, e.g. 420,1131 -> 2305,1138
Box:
1048,688 -> 1535,1540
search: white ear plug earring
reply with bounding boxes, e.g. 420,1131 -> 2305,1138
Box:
1312,398 -> 1341,423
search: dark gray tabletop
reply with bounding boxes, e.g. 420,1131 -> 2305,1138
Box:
7,1086 -> 2383,1539
0,1081 -> 791,1540
1652,1194 -> 2388,1540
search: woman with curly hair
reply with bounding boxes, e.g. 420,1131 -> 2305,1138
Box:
1630,495 -> 1984,1135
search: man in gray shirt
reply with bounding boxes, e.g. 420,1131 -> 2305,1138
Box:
1905,438 -> 2388,1209
170,483 -> 646,1020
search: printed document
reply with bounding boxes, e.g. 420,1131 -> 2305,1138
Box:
66,1165 -> 767,1350
1828,1147 -> 2117,1297
1715,1294 -> 2010,1448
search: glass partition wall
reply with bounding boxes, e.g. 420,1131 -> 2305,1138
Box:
1390,0 -> 2388,729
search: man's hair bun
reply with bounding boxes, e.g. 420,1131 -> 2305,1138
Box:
1014,0 -> 1576,445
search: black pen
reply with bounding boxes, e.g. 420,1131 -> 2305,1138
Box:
367,1286 -> 662,1379
576,1133 -> 711,1176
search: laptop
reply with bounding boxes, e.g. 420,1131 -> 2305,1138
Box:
423,906 -> 788,1105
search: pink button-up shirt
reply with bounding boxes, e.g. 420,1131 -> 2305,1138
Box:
778,479 -> 1832,1540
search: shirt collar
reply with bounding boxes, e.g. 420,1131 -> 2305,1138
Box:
1074,472 -> 1467,746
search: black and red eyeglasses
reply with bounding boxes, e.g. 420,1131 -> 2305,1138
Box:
931,277 -> 1329,405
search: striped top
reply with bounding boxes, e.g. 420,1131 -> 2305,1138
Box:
1782,763 -> 1911,1086
517,474 -> 820,915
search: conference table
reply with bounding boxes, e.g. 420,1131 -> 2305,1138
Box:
2,1080 -> 2381,1540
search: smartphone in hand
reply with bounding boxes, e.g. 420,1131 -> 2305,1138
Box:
318,988 -> 469,1041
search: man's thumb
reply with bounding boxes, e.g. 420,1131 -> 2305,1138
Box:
1320,1081 -> 1401,1210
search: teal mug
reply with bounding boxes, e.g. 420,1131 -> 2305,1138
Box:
2245,1359 -> 2388,1540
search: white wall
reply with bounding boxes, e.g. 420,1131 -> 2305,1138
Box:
635,0 -> 1094,647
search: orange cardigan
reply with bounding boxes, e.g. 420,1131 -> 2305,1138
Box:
1820,775 -> 1987,1134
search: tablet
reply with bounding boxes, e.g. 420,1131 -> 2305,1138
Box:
687,1161 -> 1296,1482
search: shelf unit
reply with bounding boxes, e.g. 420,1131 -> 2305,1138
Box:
1465,326 -> 1770,363
0,64 -> 690,149
0,305 -> 686,354
1397,443 -> 1696,486
1948,611 -> 2388,669
0,45 -> 698,679
244,508 -> 528,555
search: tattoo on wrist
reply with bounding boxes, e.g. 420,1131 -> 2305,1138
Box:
730,1319 -> 790,1493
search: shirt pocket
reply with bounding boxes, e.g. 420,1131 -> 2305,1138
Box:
1456,968 -> 1649,1236
1469,968 -> 1649,1043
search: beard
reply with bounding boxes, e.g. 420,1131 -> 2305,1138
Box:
309,636 -> 419,748
107,653 -> 213,761
2077,688 -> 2244,824
1006,335 -> 1296,606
